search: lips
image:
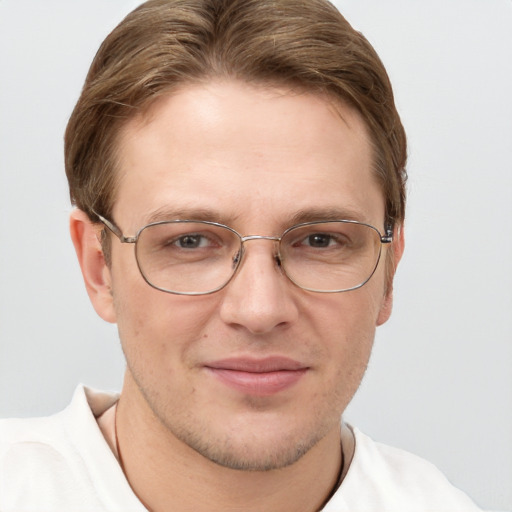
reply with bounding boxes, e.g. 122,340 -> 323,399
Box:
204,357 -> 308,396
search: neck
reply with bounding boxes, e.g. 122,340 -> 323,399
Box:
115,377 -> 343,512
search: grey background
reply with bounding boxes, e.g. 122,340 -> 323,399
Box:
0,1 -> 511,510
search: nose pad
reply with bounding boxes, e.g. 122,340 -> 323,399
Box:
232,242 -> 282,273
274,252 -> 282,268
231,245 -> 244,270
232,251 -> 240,269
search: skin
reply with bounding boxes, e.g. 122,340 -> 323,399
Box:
71,79 -> 404,512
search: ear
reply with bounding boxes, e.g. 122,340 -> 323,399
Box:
69,209 -> 117,323
376,224 -> 405,326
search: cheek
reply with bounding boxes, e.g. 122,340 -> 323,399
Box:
307,287 -> 382,378
111,273 -> 220,362
307,281 -> 384,341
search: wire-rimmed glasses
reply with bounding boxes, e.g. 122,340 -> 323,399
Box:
95,213 -> 393,295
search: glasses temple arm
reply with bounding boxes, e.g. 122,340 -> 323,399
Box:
92,210 -> 126,241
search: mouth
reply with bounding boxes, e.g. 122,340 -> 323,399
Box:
204,357 -> 309,396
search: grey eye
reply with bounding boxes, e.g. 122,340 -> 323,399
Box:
305,233 -> 334,248
176,235 -> 206,248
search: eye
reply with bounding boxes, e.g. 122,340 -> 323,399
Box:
297,232 -> 346,249
303,233 -> 336,248
174,234 -> 211,249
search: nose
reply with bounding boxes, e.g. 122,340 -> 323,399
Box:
219,240 -> 299,335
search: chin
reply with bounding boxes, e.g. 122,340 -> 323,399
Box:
168,411 -> 334,472
188,433 -> 320,472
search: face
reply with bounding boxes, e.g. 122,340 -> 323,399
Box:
91,80 -> 399,471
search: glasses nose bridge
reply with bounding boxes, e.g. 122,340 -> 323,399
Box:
240,234 -> 281,244
236,234 -> 283,269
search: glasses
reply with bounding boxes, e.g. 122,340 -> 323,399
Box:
96,213 -> 393,295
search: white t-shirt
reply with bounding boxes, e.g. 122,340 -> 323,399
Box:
0,386 -> 482,512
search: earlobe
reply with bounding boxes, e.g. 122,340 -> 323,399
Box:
376,285 -> 394,326
69,209 -> 117,323
376,224 -> 405,326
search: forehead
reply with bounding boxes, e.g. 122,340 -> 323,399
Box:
114,79 -> 383,230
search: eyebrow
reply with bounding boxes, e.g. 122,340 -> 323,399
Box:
289,207 -> 368,225
144,205 -> 368,227
144,207 -> 241,226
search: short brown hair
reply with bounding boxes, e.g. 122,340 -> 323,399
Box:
65,0 -> 407,227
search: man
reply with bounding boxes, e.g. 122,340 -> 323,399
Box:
0,0 -> 483,510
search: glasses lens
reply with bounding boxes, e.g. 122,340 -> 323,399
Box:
280,221 -> 382,292
135,221 -> 241,294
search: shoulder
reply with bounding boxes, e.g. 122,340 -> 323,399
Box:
324,426 -> 483,512
0,385 -> 116,459
0,386 -> 125,511
0,405 -> 72,469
